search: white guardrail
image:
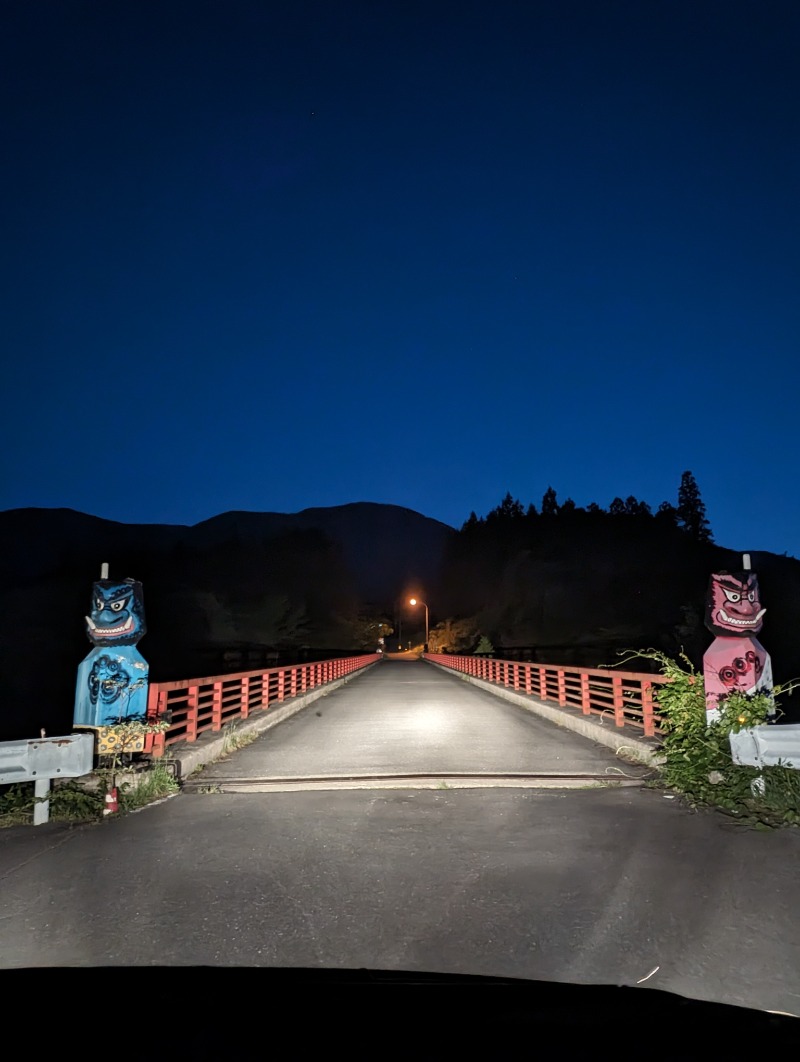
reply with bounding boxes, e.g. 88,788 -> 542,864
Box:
729,724 -> 800,770
0,734 -> 95,824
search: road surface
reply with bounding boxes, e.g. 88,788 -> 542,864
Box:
1,660 -> 798,1017
194,658 -> 636,780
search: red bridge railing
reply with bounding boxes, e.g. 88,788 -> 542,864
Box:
424,654 -> 666,737
144,654 -> 380,757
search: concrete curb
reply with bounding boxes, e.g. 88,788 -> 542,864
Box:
166,663 -> 381,780
424,660 -> 665,769
189,776 -> 645,793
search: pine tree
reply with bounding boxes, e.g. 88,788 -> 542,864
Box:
497,492 -> 524,519
655,500 -> 678,526
474,634 -> 494,656
676,471 -> 713,542
541,486 -> 559,516
625,496 -> 652,516
486,492 -> 524,524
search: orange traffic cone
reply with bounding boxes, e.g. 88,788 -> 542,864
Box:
104,787 -> 118,815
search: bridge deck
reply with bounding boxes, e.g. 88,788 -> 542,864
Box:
197,659 -> 635,781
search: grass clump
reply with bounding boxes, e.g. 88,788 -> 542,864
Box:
118,761 -> 179,811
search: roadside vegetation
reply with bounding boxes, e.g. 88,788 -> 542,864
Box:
0,721 -> 179,828
622,649 -> 800,828
0,762 -> 180,828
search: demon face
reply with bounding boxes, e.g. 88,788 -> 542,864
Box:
705,571 -> 765,637
86,578 -> 146,646
88,654 -> 131,705
74,644 -> 149,728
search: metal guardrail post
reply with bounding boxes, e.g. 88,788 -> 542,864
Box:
33,779 -> 50,826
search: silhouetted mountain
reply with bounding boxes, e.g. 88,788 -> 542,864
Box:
188,503 -> 452,601
0,503 -> 450,601
0,503 -> 454,739
3,499 -> 799,740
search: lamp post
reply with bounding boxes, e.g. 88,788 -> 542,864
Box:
409,597 -> 429,651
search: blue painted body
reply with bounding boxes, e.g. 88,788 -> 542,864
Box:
74,645 -> 149,727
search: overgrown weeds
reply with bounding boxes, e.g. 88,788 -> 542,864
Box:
0,779 -> 105,827
118,762 -> 179,811
617,648 -> 800,828
0,761 -> 179,828
221,723 -> 259,756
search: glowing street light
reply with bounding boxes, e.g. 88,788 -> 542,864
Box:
409,597 -> 429,651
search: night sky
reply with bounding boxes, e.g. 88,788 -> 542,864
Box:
2,1 -> 799,555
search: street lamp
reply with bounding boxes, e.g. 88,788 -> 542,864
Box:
409,597 -> 429,651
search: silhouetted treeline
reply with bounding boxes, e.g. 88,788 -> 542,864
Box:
2,484 -> 799,739
436,476 -> 800,719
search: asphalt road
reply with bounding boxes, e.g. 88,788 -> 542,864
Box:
1,660 -> 799,1017
196,659 -> 633,780
2,787 -> 799,1015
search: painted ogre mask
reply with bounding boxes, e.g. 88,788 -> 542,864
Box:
705,571 -> 765,637
85,578 -> 146,647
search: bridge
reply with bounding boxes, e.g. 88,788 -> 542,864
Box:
1,652 -> 799,1021
140,651 -> 665,773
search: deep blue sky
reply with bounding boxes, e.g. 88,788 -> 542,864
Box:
2,1 -> 799,555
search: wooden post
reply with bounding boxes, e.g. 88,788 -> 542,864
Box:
557,669 -> 567,706
211,681 -> 223,731
151,690 -> 170,756
642,681 -> 655,737
612,675 -> 625,727
580,673 -> 591,715
186,686 -> 199,742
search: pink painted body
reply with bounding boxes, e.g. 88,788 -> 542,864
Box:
703,635 -> 773,718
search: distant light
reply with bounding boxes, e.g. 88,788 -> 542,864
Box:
409,598 -> 417,605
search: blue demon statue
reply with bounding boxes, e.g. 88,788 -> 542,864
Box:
85,577 -> 147,646
74,571 -> 149,728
